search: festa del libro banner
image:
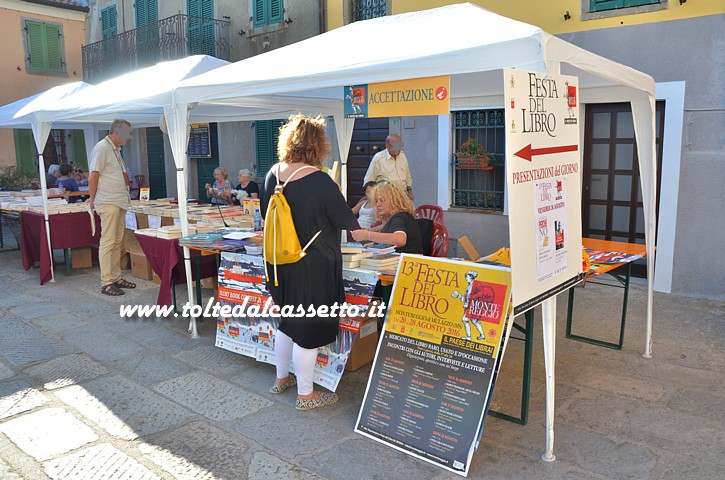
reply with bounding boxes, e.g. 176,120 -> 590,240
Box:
344,75 -> 450,118
215,252 -> 379,391
504,68 -> 584,315
355,255 -> 512,477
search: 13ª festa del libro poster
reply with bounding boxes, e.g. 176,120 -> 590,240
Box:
355,255 -> 512,476
503,69 -> 584,315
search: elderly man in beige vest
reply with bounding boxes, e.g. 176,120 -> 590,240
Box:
88,119 -> 135,296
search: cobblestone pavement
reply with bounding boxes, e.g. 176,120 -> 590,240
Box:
0,245 -> 723,479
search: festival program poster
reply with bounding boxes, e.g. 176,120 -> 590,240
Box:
534,177 -> 569,282
355,255 -> 512,477
504,68 -> 584,314
215,252 -> 379,391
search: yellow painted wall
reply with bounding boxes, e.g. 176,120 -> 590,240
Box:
0,6 -> 85,168
327,1 -> 724,32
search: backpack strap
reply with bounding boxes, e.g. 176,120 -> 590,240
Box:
274,165 -> 318,193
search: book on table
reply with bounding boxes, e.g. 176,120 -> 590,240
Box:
342,251 -> 373,262
342,260 -> 361,269
359,253 -> 400,269
178,231 -> 226,246
341,242 -> 365,254
362,242 -> 396,255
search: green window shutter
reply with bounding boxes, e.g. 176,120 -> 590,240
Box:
623,0 -> 659,7
70,130 -> 88,170
136,0 -> 158,27
188,0 -> 200,17
255,119 -> 283,177
269,0 -> 283,24
201,0 -> 213,18
148,0 -> 158,23
44,24 -> 63,72
101,5 -> 117,38
590,0 -> 623,11
253,0 -> 267,28
26,21 -> 47,70
14,129 -> 38,174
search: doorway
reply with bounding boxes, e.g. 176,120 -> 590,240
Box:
346,117 -> 389,208
582,102 -> 664,277
146,127 -> 167,199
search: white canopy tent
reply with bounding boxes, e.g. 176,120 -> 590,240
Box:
0,55 -> 230,295
168,3 -> 657,460
0,82 -> 95,282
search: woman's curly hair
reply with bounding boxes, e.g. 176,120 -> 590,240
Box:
372,182 -> 414,218
277,114 -> 331,167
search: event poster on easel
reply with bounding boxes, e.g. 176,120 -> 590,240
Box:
214,252 -> 379,391
503,69 -> 584,315
355,255 -> 512,477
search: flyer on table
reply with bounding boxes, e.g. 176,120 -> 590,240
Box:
356,255 -> 512,476
504,68 -> 584,315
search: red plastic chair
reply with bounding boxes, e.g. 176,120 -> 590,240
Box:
430,221 -> 450,258
415,204 -> 444,224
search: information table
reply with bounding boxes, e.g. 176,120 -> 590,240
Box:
566,238 -> 647,350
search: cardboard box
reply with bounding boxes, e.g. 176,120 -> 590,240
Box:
345,317 -> 379,371
152,271 -> 161,285
71,247 -> 92,269
130,253 -> 154,281
123,228 -> 143,255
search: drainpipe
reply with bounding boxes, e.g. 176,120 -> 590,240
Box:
318,0 -> 326,33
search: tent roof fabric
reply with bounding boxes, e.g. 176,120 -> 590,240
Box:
0,82 -> 91,129
175,3 -> 654,105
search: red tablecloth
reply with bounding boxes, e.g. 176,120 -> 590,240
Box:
20,211 -> 101,285
134,234 -> 218,307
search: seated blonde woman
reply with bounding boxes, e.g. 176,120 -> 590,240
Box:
351,182 -> 423,254
205,167 -> 233,205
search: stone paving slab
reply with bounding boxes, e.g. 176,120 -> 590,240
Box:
24,353 -> 109,390
0,457 -> 23,480
62,327 -> 145,362
153,371 -> 273,422
0,316 -> 46,346
113,353 -> 194,386
248,451 -> 323,480
0,294 -> 41,309
299,436 -> 442,480
0,337 -> 75,367
0,408 -> 98,461
9,302 -> 57,320
43,443 -> 160,480
232,403 -> 349,459
138,421 -> 250,480
0,380 -> 48,420
28,312 -> 91,333
54,375 -> 196,441
126,323 -> 198,352
172,345 -> 247,376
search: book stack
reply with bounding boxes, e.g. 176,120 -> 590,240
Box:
178,231 -> 226,247
359,253 -> 400,271
341,242 -> 365,254
363,242 -> 396,255
342,251 -> 373,268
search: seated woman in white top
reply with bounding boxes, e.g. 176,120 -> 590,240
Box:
352,181 -> 378,229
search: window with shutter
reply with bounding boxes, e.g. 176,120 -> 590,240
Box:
590,0 -> 659,12
14,129 -> 38,174
255,120 -> 283,177
101,5 -> 117,39
70,130 -> 88,170
188,0 -> 215,56
253,0 -> 285,28
24,20 -> 65,74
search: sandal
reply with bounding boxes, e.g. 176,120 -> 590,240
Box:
269,374 -> 297,394
295,392 -> 338,411
114,278 -> 136,289
101,284 -> 125,296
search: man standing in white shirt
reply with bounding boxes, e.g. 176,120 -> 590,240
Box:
88,119 -> 135,296
363,133 -> 414,201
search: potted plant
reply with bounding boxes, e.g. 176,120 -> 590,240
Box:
455,138 -> 493,169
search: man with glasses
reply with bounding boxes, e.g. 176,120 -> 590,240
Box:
88,119 -> 135,296
363,133 -> 414,201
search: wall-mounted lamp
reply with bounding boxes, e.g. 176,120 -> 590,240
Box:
285,17 -> 293,24
238,29 -> 246,36
16,66 -> 21,71
679,0 -> 686,4
564,11 -> 571,21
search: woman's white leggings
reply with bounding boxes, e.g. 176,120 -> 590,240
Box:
274,330 -> 318,396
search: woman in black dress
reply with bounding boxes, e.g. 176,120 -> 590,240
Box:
263,114 -> 356,411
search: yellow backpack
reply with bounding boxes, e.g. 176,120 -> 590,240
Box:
263,165 -> 322,286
